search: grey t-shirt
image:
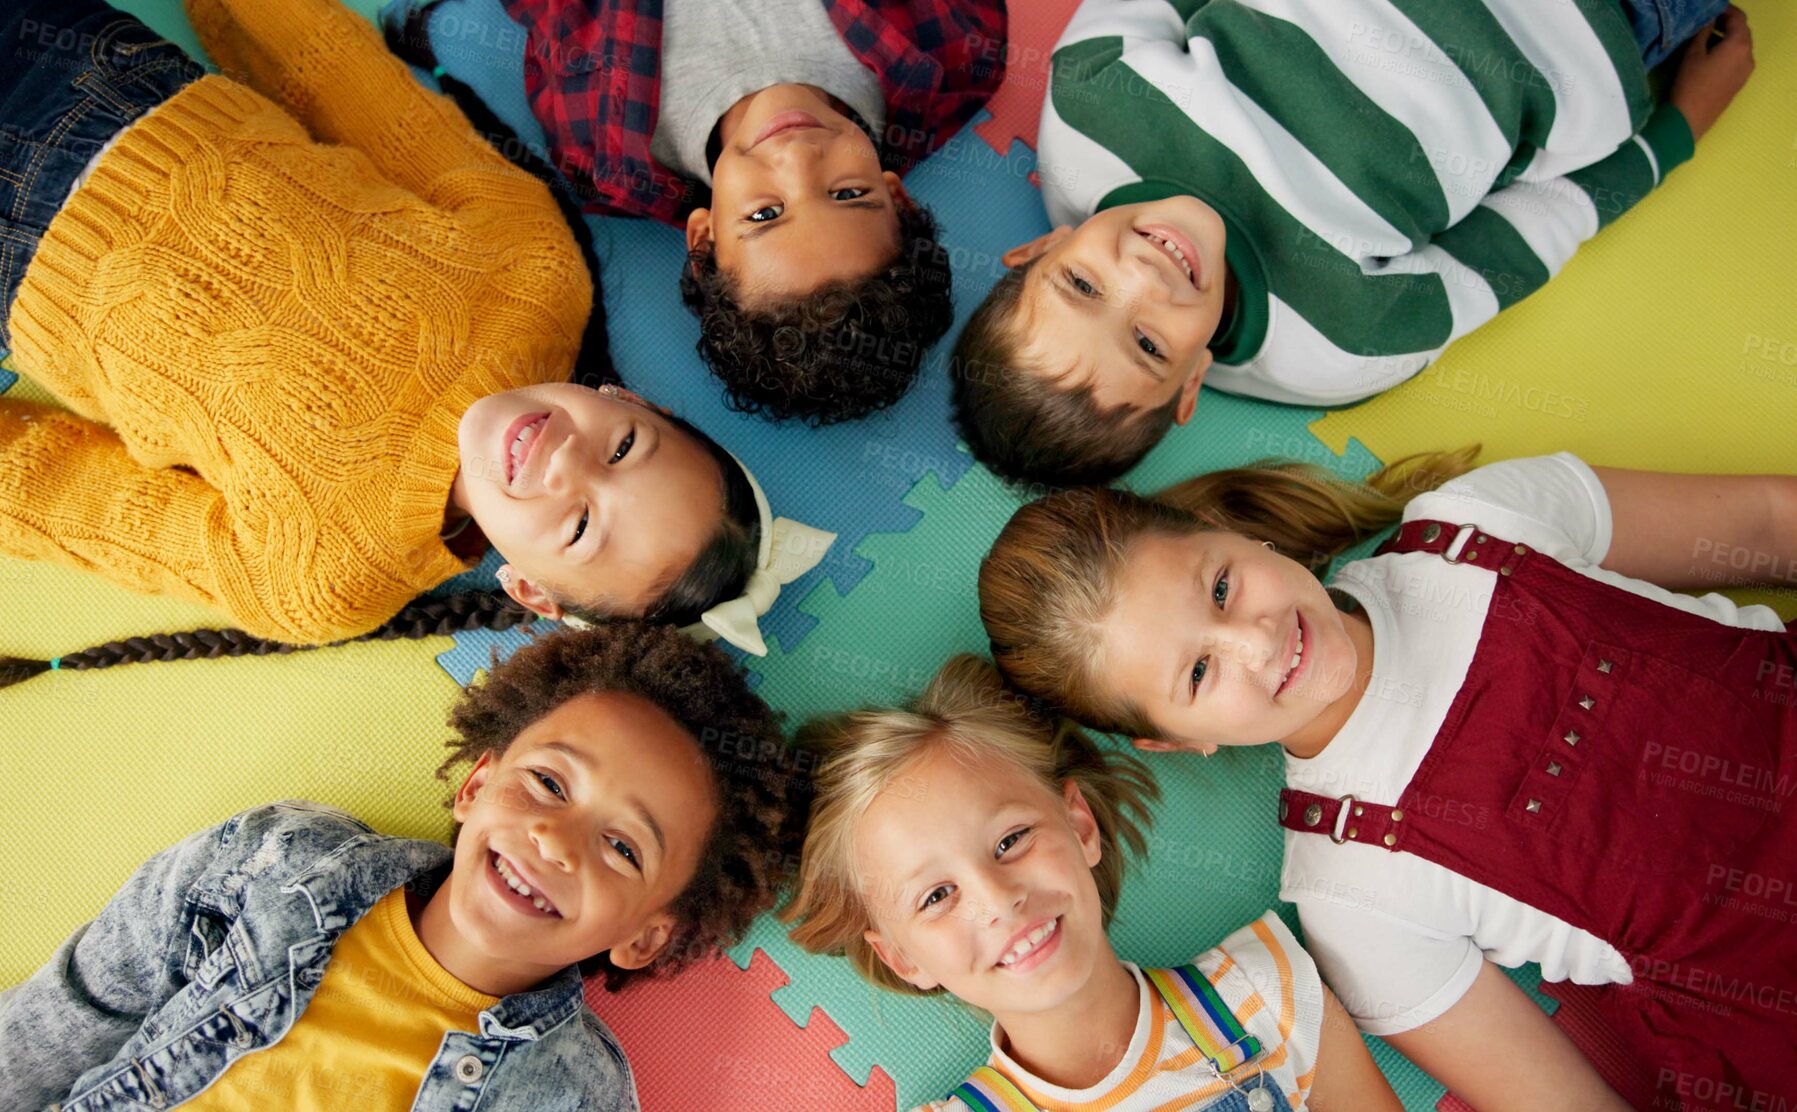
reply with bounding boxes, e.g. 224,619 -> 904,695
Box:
648,0 -> 888,187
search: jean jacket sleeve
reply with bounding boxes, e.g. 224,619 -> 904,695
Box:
0,817 -> 234,1109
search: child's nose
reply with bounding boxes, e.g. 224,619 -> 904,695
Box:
541,430 -> 599,495
529,821 -> 578,871
972,869 -> 1027,923
1124,244 -> 1179,301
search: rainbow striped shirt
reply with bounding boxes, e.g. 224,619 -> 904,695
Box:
921,912 -> 1324,1112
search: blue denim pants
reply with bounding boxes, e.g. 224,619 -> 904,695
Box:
0,0 -> 201,353
1617,0 -> 1732,68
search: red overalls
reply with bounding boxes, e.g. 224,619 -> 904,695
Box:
1279,520 -> 1797,1111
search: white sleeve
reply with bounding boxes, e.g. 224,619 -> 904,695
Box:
1195,911 -> 1326,1094
1036,0 -> 1197,229
1294,897 -> 1485,1038
1054,0 -> 1190,55
1403,452 -> 1612,567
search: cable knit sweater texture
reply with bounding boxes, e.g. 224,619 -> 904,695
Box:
0,0 -> 591,644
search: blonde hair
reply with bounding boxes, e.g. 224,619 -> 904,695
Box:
780,654 -> 1159,996
978,448 -> 1479,738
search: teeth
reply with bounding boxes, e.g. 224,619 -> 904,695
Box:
510,418 -> 542,474
998,920 -> 1059,967
494,854 -> 556,913
1143,232 -> 1195,282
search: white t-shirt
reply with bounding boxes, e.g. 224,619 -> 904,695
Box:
919,912 -> 1324,1112
649,0 -> 887,187
1280,453 -> 1786,1036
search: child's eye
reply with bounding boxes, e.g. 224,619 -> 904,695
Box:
1064,269 -> 1097,297
609,428 -> 635,465
832,187 -> 870,201
608,836 -> 641,871
1136,330 -> 1160,358
920,884 -> 954,912
569,509 -> 588,547
996,827 -> 1032,857
1213,570 -> 1230,607
534,771 -> 566,799
748,203 -> 784,222
1190,656 -> 1209,695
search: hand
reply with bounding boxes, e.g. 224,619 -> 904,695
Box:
1669,4 -> 1754,142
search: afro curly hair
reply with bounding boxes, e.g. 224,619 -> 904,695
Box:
438,622 -> 811,990
679,201 -> 954,426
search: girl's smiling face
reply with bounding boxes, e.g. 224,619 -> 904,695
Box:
452,383 -> 726,620
855,743 -> 1113,1017
1096,531 -> 1362,750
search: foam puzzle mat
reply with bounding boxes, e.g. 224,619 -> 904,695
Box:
3,0 -> 1794,1108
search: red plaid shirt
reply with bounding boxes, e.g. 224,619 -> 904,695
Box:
498,0 -> 1007,225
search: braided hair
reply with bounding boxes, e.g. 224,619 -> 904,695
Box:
0,592 -> 535,688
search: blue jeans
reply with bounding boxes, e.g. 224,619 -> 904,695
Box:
0,0 -> 201,353
1617,0 -> 1732,68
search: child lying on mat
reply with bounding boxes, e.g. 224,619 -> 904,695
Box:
950,0 -> 1755,486
386,0 -> 1007,426
979,450 -> 1797,1109
0,624 -> 807,1112
0,0 -> 835,687
783,655 -> 1401,1111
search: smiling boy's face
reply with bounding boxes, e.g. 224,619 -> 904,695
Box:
1002,196 -> 1231,424
685,84 -> 910,305
854,743 -> 1113,1019
444,692 -> 719,978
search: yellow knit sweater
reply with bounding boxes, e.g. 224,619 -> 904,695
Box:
0,0 -> 590,645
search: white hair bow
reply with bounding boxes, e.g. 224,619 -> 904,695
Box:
685,453 -> 835,656
561,453 -> 835,657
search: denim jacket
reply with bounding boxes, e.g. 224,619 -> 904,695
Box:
0,802 -> 639,1111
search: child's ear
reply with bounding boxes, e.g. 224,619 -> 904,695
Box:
496,566 -> 563,622
883,172 -> 911,212
608,911 -> 678,971
452,752 -> 496,823
864,929 -> 940,992
1062,780 -> 1103,869
1174,352 -> 1211,425
684,207 -> 714,265
1000,225 -> 1072,268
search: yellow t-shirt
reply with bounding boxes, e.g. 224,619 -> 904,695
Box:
188,887 -> 499,1110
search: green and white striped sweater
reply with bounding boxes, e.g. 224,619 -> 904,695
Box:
1037,0 -> 1695,405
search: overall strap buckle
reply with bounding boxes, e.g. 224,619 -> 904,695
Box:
1278,789 -> 1407,850
1440,523 -> 1483,565
1379,519 -> 1530,576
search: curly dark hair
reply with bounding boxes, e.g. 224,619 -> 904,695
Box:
949,260 -> 1180,488
438,622 -> 810,991
679,201 -> 954,426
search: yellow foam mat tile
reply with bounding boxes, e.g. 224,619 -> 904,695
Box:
0,629 -> 463,985
1314,1 -> 1797,482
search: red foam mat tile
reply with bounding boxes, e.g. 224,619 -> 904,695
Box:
586,950 -> 899,1110
969,0 -> 1085,157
